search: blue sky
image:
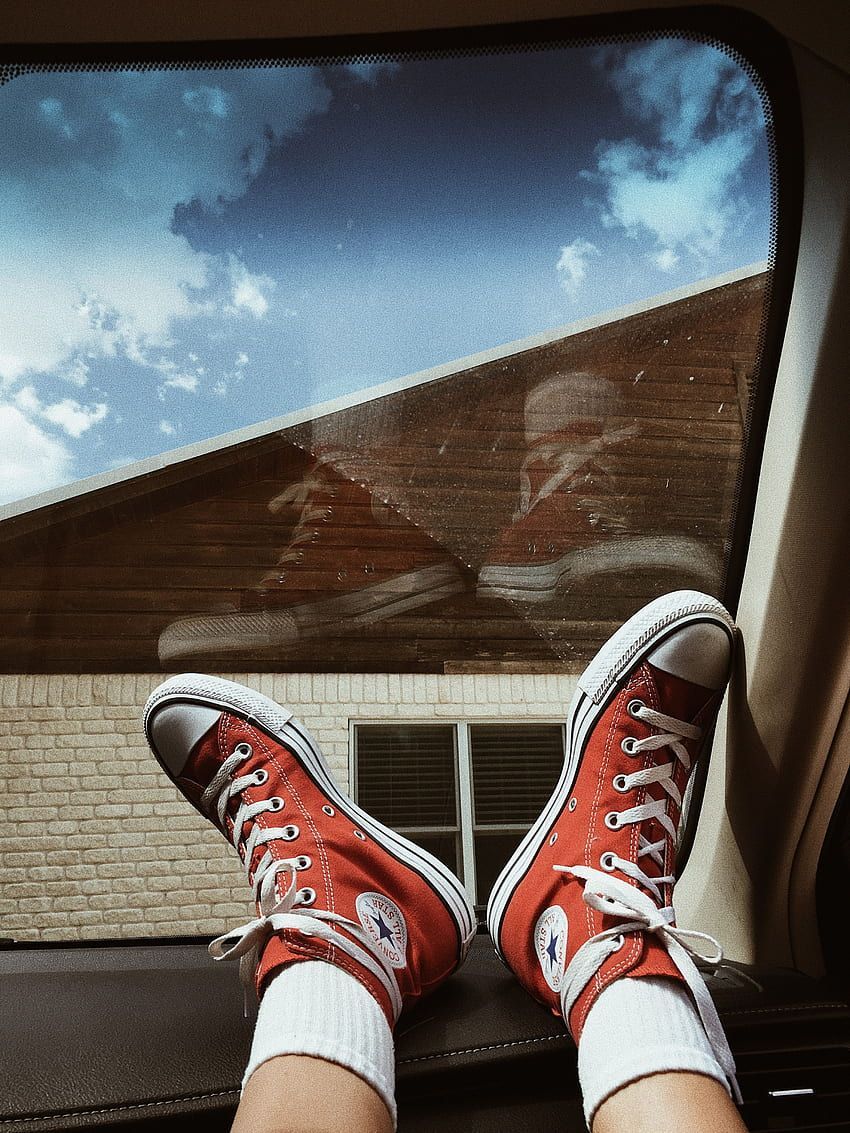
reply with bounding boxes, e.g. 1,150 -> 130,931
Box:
0,38 -> 771,505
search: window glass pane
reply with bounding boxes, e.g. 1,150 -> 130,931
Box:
473,829 -> 529,901
0,30 -> 778,941
403,832 -> 462,881
471,725 -> 564,825
356,724 -> 458,829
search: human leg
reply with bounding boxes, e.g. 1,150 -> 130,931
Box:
593,1071 -> 747,1133
143,674 -> 476,1131
488,591 -> 745,1128
234,1056 -> 393,1133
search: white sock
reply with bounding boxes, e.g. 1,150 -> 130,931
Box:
243,960 -> 397,1126
577,976 -> 730,1128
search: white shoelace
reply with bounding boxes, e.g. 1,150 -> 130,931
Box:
202,744 -> 403,1021
554,702 -> 742,1103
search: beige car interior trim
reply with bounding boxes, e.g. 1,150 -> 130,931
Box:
678,40 -> 850,973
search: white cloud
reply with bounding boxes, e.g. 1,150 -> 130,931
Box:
228,258 -> 275,319
160,372 -> 199,395
651,247 -> 680,272
159,419 -> 177,435
61,357 -> 91,387
13,385 -> 41,415
556,239 -> 600,299
41,398 -> 108,438
214,351 -> 253,397
0,67 -> 331,389
13,384 -> 108,438
182,85 -> 231,119
589,41 -> 762,269
0,403 -> 72,504
345,62 -> 400,86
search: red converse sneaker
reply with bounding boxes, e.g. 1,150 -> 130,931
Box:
158,455 -> 467,663
144,674 -> 476,1025
486,590 -> 740,1094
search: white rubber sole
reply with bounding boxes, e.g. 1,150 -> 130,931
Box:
157,562 -> 464,662
485,590 -> 735,956
477,536 -> 721,604
144,673 -> 477,956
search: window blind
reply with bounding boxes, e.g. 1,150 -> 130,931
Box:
470,724 -> 564,826
355,724 -> 458,830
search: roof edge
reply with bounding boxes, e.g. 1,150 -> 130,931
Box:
1,260 -> 768,524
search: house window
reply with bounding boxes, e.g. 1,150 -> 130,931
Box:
354,724 -> 461,878
353,722 -> 565,904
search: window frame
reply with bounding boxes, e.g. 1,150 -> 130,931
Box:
350,717 -> 566,905
0,4 -> 804,951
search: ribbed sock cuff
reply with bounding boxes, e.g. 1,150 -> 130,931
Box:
242,960 -> 397,1127
577,976 -> 730,1129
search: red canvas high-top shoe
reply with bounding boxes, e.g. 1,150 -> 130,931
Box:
144,674 -> 477,1025
487,590 -> 739,1095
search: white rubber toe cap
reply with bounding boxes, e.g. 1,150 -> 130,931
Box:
147,703 -> 222,776
646,622 -> 732,690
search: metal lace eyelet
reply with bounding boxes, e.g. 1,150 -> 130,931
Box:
322,805 -> 335,817
621,736 -> 639,756
297,887 -> 317,906
613,774 -> 629,793
281,825 -> 300,841
267,796 -> 284,812
253,769 -> 269,786
568,798 -> 577,812
600,852 -> 617,871
353,829 -> 366,841
627,699 -> 646,720
296,855 -> 312,871
604,812 -> 621,830
234,742 -> 253,759
549,832 -> 558,846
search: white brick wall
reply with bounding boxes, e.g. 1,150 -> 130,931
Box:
0,671 -> 577,942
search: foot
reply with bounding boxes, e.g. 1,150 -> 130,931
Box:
143,673 -> 476,1025
486,590 -> 738,1084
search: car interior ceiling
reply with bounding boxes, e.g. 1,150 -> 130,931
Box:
1,1 -> 849,1131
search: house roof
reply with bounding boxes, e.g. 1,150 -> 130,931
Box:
0,266 -> 768,673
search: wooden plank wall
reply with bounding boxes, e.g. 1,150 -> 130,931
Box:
0,274 -> 766,672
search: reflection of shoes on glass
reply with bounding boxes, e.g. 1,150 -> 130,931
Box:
486,591 -> 739,1088
477,420 -> 614,607
158,458 -> 466,662
477,429 -> 720,604
144,673 -> 476,1020
478,422 -> 690,604
479,523 -> 720,606
478,373 -> 719,604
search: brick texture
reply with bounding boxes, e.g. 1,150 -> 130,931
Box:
0,672 -> 577,942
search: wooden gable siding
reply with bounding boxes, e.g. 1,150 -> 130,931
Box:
0,272 -> 766,673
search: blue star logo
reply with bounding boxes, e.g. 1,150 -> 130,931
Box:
545,931 -> 560,968
370,910 -> 395,943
